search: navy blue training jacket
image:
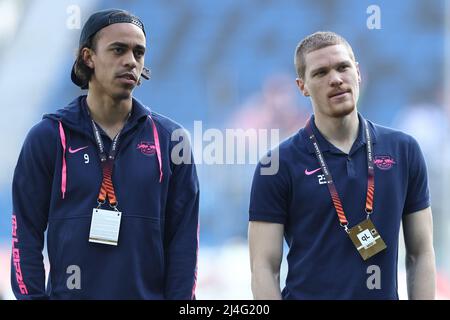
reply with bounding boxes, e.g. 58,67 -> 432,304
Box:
11,95 -> 199,299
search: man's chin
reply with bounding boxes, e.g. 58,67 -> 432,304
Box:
329,104 -> 356,118
112,87 -> 134,100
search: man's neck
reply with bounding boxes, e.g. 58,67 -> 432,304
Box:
314,110 -> 359,154
86,90 -> 132,139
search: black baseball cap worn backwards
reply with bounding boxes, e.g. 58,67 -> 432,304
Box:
71,8 -> 150,89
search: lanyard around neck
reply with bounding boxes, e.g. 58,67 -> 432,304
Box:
89,111 -> 130,209
305,117 -> 375,232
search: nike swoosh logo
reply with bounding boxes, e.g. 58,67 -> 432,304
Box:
304,167 -> 321,175
68,146 -> 88,153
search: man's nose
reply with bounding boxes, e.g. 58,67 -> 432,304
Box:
123,50 -> 137,69
328,70 -> 343,87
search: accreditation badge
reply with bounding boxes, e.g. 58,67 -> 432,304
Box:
348,218 -> 386,260
88,208 -> 122,246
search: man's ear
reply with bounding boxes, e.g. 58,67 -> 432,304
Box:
81,47 -> 94,69
356,61 -> 361,84
296,77 -> 310,97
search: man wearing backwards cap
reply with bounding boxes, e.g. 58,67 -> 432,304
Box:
11,9 -> 199,299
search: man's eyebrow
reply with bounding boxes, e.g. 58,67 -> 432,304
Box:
335,60 -> 352,67
134,44 -> 146,52
108,42 -> 146,51
108,42 -> 128,48
309,60 -> 352,76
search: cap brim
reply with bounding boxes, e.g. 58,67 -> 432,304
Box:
141,66 -> 150,80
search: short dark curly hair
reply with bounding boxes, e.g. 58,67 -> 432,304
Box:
73,32 -> 101,89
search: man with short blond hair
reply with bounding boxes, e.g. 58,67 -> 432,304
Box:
249,31 -> 436,300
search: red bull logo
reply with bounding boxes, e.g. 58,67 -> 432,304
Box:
137,141 -> 156,156
374,155 -> 396,170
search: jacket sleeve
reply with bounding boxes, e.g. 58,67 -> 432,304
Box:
11,119 -> 56,299
164,134 -> 199,300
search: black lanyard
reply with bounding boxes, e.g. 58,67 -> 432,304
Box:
90,118 -> 126,162
88,110 -> 130,208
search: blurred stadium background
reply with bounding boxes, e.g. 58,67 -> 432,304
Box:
0,0 -> 449,299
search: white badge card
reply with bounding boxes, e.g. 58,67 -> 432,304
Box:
89,208 -> 122,246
